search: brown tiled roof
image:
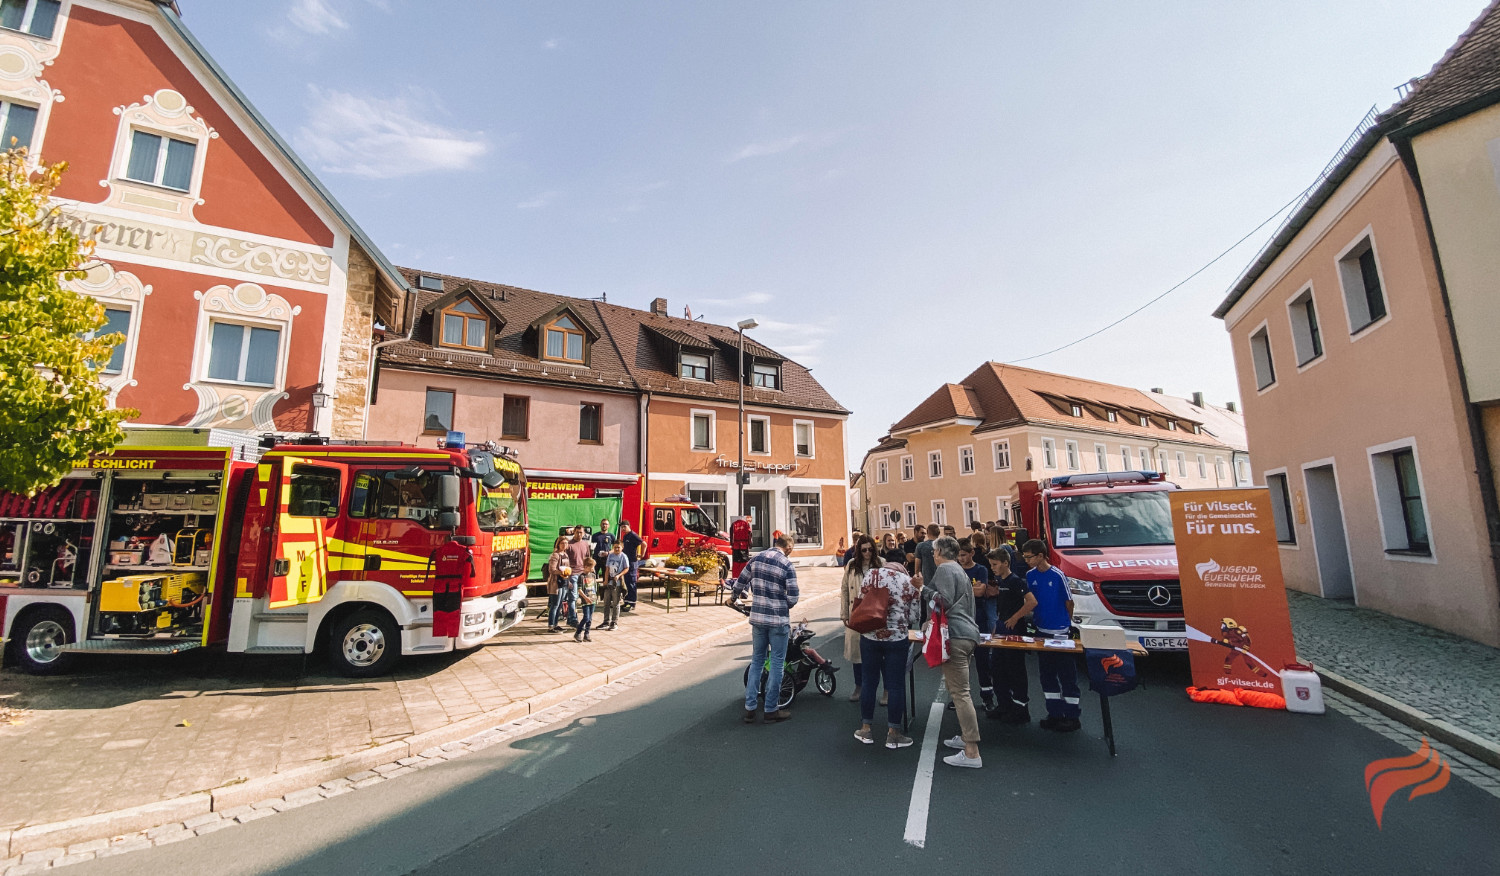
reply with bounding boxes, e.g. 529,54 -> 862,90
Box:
890,383 -> 985,432
1392,0 -> 1500,134
379,268 -> 847,415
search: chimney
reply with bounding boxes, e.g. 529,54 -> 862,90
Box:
1191,391 -> 1205,407
650,297 -> 668,316
1150,387 -> 1164,394
1226,401 -> 1238,413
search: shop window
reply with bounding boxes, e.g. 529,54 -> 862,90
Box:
206,321 -> 279,386
0,0 -> 59,39
124,130 -> 196,191
0,100 -> 37,151
439,299 -> 488,351
501,396 -> 529,439
691,411 -> 714,451
1339,236 -> 1388,333
288,465 -> 341,517
423,389 -> 454,434
350,469 -> 444,528
752,361 -> 780,389
544,315 -> 585,363
680,352 -> 710,381
790,491 -> 822,546
579,402 -> 602,444
1267,473 -> 1295,544
749,416 -> 770,454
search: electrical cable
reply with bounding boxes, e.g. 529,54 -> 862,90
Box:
1005,182 -> 1321,365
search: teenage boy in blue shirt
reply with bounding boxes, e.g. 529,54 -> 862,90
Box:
1006,538 -> 1081,733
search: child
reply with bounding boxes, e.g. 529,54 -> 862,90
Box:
986,548 -> 1031,724
601,541 -> 628,630
574,558 -> 598,642
1008,538 -> 1080,733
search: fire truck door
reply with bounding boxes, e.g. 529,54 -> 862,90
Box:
268,459 -> 349,609
346,468 -> 449,594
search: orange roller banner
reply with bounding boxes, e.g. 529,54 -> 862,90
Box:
1170,489 -> 1298,697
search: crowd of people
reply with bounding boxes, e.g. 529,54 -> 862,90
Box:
541,518 -> 646,642
736,520 -> 1081,771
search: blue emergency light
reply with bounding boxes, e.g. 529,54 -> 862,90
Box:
443,431 -> 466,449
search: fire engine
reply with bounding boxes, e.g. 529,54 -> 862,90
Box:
0,431 -> 529,677
1015,471 -> 1187,651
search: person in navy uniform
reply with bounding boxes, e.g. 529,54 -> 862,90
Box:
619,520 -> 643,612
986,548 -> 1031,723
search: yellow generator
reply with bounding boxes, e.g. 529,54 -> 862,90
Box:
98,571 -> 206,635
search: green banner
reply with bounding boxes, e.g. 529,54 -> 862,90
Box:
526,497 -> 625,580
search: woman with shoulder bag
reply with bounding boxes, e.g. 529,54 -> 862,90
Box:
922,536 -> 984,768
544,536 -> 572,632
840,535 -> 880,702
852,561 -> 921,750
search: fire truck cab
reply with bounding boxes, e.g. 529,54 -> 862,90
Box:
0,431 -> 530,677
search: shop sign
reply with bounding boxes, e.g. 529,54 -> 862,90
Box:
713,456 -> 799,474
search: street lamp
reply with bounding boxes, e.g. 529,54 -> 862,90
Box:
736,318 -> 759,524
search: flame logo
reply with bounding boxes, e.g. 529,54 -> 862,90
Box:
1195,558 -> 1221,579
1099,654 -> 1124,672
1364,738 -> 1450,829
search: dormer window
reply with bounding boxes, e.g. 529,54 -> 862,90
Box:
752,361 -> 780,390
1070,403 -> 1083,418
544,315 -> 585,363
680,352 -> 710,381
1140,414 -> 1150,428
0,0 -> 60,40
1167,420 -> 1178,431
416,275 -> 445,292
1106,409 -> 1118,423
440,299 -> 488,351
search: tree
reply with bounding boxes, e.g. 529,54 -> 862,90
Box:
0,149 -> 135,494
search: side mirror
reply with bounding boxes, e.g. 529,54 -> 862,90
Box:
481,471 -> 504,489
438,474 -> 461,512
437,511 -> 461,530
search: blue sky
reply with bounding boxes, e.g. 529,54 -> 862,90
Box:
187,0 -> 1486,462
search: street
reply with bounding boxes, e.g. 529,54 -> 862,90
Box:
70,611 -> 1500,876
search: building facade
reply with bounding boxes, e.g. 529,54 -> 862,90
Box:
366,274 -> 851,563
1145,389 -> 1253,488
862,363 -> 1234,538
16,0 -> 405,439
1215,3 -> 1500,646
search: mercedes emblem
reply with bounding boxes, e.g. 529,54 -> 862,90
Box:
1147,585 -> 1172,607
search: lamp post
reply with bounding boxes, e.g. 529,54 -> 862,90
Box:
735,318 -> 759,523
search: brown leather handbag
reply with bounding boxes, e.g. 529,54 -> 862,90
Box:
846,581 -> 892,633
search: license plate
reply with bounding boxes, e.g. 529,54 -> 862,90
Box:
1140,637 -> 1188,650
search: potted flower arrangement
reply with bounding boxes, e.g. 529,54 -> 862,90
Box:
665,543 -> 721,592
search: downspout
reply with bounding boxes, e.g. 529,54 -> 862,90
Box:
363,284 -> 419,439
640,391 -> 651,521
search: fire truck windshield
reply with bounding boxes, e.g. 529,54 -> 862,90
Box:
1047,491 -> 1174,548
679,505 -> 721,538
469,451 -> 525,531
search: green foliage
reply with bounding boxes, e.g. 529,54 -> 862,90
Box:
667,542 -> 721,576
0,150 -> 135,494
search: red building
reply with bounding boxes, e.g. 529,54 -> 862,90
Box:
10,0 -> 406,436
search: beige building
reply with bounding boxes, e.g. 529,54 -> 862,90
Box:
1214,3 -> 1500,647
861,363 -> 1234,537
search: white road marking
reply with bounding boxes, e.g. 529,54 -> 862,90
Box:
903,679 -> 948,849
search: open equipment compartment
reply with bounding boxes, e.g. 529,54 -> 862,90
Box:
0,479 -> 102,590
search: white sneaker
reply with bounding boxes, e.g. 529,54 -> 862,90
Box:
943,736 -> 966,751
943,751 -> 983,769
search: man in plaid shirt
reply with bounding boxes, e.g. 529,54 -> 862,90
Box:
732,533 -> 800,723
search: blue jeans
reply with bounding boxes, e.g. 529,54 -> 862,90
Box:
859,636 -> 907,726
578,604 -> 595,633
744,622 -> 791,712
624,561 -> 640,606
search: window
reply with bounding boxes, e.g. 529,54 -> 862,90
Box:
928,450 -> 943,478
790,491 -> 822,546
501,396 -> 529,439
680,352 -> 710,381
1338,236 -> 1388,332
1070,403 -> 1083,417
124,130 -> 196,191
287,465 -> 341,518
1139,448 -> 1150,471
747,416 -> 770,455
689,489 -> 726,530
1267,472 -> 1296,544
1197,454 -> 1207,478
579,403 -> 601,443
0,100 -> 37,151
752,362 -> 779,389
691,412 -> 714,451
653,507 -> 675,532
959,446 -> 975,475
963,498 -> 979,526
876,459 -> 888,484
423,389 -> 454,434
1288,288 -> 1323,366
415,275 -> 444,292
901,455 -> 914,481
993,440 -> 1011,471
206,322 -> 279,386
1176,452 -> 1187,476
1121,447 -> 1132,471
0,0 -> 60,39
931,500 -> 946,526
1371,445 -> 1430,555
996,497 -> 1011,524
1215,457 -> 1227,481
1106,409 -> 1118,423
1249,325 -> 1276,390
794,420 -> 814,457
350,469 -> 445,528
1157,450 -> 1169,473
1064,440 -> 1079,471
1095,444 -> 1108,472
878,503 -> 892,530
544,315 -> 585,363
439,299 -> 488,351
1140,414 -> 1150,428
96,307 -> 131,374
903,502 -> 917,528
1167,420 -> 1178,431
1236,458 -> 1250,486
1042,438 -> 1057,469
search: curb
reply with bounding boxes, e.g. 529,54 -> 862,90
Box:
3,591 -> 836,860
1318,667 -> 1500,770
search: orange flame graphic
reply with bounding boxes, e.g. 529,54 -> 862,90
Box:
1099,655 -> 1124,672
1363,738 -> 1451,829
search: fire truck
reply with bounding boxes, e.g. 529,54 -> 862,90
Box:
1015,471 -> 1187,651
522,469 -> 731,579
0,432 -> 530,677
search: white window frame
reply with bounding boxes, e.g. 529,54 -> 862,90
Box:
1094,443 -> 1107,472
1041,437 -> 1057,470
900,454 -> 914,481
789,490 -> 823,547
958,444 -> 975,476
0,99 -> 40,154
875,459 -> 888,485
679,351 -> 711,382
747,414 -> 771,456
1121,446 -> 1132,471
996,496 -> 1011,524
878,503 -> 892,530
0,0 -> 60,39
1335,226 -> 1392,339
793,419 -> 816,458
1366,437 -> 1436,563
962,498 -> 980,527
1064,440 -> 1080,471
689,408 -> 716,452
903,502 -> 917,528
197,316 -> 286,389
1236,457 -> 1251,486
928,450 -> 943,479
1157,450 -> 1169,473
992,439 -> 1011,472
1248,319 -> 1277,394
1196,453 -> 1207,479
122,128 -> 198,192
1106,409 -> 1118,423
1265,466 -> 1297,548
1215,456 -> 1227,482
1286,283 -> 1326,371
1139,448 -> 1150,471
1175,451 -> 1187,477
931,499 -> 947,526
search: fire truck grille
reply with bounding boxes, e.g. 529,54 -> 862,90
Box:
1098,580 -> 1181,616
1117,619 -> 1187,632
492,550 -> 526,582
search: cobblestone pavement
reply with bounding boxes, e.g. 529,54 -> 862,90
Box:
0,567 -> 841,831
1325,689 -> 1500,798
1287,590 -> 1500,744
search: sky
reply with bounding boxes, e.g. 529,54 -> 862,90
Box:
185,0 -> 1488,465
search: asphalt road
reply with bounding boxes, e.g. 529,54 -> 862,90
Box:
76,611 -> 1500,876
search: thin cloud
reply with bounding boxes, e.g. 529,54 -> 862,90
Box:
542,38 -> 561,50
286,0 -> 348,35
517,191 -> 559,209
745,318 -> 832,366
696,292 -> 774,308
725,135 -> 806,163
294,86 -> 488,179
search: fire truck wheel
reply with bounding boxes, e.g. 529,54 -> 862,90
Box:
6,607 -> 76,675
329,608 -> 399,677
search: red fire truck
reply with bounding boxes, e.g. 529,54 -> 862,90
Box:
1015,471 -> 1187,651
0,434 -> 529,677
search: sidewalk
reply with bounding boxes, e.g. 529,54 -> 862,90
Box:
1287,589 -> 1500,747
0,567 -> 841,834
